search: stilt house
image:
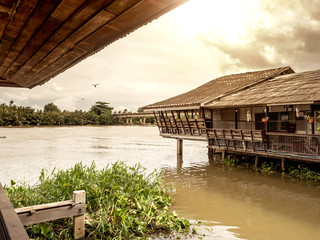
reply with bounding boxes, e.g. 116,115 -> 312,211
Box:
142,67 -> 320,163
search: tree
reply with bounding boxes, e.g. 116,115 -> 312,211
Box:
137,107 -> 144,113
44,103 -> 61,113
90,101 -> 113,116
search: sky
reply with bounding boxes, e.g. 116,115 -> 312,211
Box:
1,0 -> 320,112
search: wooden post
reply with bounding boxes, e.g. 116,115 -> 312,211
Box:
281,158 -> 286,172
73,190 -> 86,240
177,154 -> 183,172
221,150 -> 226,160
255,155 -> 259,168
177,139 -> 183,155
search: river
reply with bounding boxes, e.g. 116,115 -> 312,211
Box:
1,126 -> 320,239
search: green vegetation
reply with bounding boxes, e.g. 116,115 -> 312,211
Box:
5,162 -> 190,239
0,101 -> 115,126
0,101 -> 154,126
223,155 -> 320,182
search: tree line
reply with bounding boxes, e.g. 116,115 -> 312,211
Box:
0,101 -> 153,126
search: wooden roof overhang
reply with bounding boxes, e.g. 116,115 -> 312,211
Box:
0,0 -> 187,88
143,103 -> 201,112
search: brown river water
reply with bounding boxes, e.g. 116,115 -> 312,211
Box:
1,126 -> 320,240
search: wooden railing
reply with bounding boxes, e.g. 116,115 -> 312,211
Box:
0,183 -> 86,240
267,132 -> 320,156
207,129 -> 267,152
156,118 -> 207,135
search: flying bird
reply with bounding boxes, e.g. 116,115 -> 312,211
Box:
92,83 -> 100,88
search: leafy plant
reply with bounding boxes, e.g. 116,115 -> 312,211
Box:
5,162 -> 190,239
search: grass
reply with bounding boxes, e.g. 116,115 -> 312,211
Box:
5,162 -> 191,239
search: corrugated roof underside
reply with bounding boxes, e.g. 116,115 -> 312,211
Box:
0,0 -> 187,88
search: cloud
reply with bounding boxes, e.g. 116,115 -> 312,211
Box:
199,0 -> 320,73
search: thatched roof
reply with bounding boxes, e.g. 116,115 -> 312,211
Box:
0,0 -> 186,88
205,69 -> 320,108
143,66 -> 294,111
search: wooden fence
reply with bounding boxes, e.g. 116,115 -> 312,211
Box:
0,183 -> 86,240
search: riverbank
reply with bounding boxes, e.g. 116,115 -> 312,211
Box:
223,154 -> 320,182
5,162 -> 191,239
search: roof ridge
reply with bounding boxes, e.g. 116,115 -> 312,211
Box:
202,66 -> 294,106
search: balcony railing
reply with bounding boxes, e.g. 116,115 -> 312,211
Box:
267,132 -> 320,156
156,118 -> 207,135
156,120 -> 320,158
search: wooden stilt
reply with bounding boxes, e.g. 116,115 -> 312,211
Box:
255,155 -> 259,168
281,158 -> 286,172
221,150 -> 226,160
177,139 -> 183,155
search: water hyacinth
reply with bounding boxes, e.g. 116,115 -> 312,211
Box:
5,162 -> 191,239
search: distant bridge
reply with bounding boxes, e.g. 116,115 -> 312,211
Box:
113,112 -> 154,124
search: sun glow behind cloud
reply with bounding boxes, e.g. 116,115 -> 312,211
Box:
173,0 -> 261,44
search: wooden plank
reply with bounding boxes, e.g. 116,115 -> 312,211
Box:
251,131 -> 256,151
0,0 -> 38,65
230,130 -> 237,150
165,111 -> 174,134
0,0 -> 62,76
3,16 -> 62,79
213,129 -> 220,148
13,0 -> 114,84
17,203 -> 85,226
171,111 -> 180,134
15,200 -> 74,214
160,111 -> 169,134
184,110 -> 192,135
222,130 -> 228,149
194,119 -> 200,135
23,0 -> 154,87
0,183 -> 29,240
180,119 -> 186,135
4,0 -> 87,80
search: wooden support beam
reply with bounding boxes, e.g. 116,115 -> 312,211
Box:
180,118 -> 186,135
221,150 -> 226,160
177,139 -> 183,155
184,110 -> 192,135
281,158 -> 286,172
165,111 -> 174,134
171,111 -> 179,134
0,184 -> 29,240
255,155 -> 259,168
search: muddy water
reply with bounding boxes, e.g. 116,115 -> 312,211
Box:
1,126 -> 320,240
